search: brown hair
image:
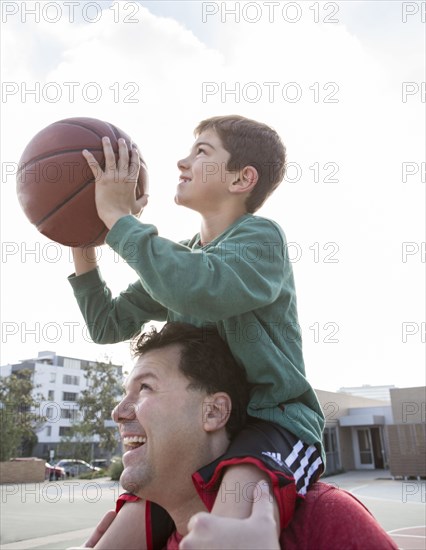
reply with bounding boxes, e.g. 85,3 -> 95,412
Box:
194,115 -> 286,213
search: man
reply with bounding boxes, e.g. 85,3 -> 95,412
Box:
73,322 -> 397,550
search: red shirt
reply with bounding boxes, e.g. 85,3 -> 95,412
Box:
117,482 -> 397,550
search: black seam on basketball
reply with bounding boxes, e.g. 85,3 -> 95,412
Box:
91,227 -> 107,244
17,148 -> 105,175
34,178 -> 96,227
107,123 -> 120,142
56,120 -> 106,141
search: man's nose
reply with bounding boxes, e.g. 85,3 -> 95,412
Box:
111,396 -> 137,423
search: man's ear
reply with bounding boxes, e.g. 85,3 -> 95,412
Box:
229,165 -> 258,195
203,393 -> 232,433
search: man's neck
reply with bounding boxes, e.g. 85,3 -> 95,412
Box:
199,208 -> 247,245
166,488 -> 209,536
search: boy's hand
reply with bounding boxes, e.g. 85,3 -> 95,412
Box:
83,137 -> 148,230
179,481 -> 280,550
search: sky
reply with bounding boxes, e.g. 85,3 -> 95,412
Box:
0,0 -> 425,391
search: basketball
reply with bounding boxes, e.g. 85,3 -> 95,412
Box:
16,117 -> 148,247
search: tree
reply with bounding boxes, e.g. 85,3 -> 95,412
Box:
0,370 -> 45,461
69,360 -> 123,459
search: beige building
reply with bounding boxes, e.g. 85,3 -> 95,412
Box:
315,386 -> 425,477
386,387 -> 426,478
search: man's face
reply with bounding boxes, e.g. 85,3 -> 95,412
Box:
112,345 -> 209,499
175,129 -> 238,214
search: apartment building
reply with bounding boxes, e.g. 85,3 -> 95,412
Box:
1,351 -> 123,460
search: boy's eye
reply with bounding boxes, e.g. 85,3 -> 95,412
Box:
140,383 -> 152,392
196,147 -> 206,155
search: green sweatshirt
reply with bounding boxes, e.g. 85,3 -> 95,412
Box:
68,213 -> 325,458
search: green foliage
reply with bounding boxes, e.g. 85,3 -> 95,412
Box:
0,370 -> 45,461
78,468 -> 107,480
69,360 -> 122,456
109,457 -> 124,481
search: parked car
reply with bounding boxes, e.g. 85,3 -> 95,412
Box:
45,462 -> 66,481
91,459 -> 108,469
54,459 -> 100,478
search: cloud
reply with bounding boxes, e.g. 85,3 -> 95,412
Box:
1,1 -> 424,390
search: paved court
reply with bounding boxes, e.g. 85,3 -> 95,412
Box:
1,471 -> 425,549
324,470 -> 426,549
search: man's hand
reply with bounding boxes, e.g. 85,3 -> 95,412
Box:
179,481 -> 280,550
66,509 -> 116,549
82,137 -> 148,230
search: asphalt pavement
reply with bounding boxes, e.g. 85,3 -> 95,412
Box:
1,470 -> 425,549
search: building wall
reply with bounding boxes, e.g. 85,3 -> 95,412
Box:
0,459 -> 45,483
390,387 -> 426,424
385,424 -> 426,477
338,385 -> 395,401
316,389 -> 391,420
386,387 -> 426,478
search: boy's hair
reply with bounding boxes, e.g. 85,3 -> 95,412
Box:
132,322 -> 249,439
194,115 -> 286,213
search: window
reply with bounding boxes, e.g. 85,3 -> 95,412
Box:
45,426 -> 52,436
63,358 -> 81,370
46,407 -> 54,419
63,374 -> 80,385
61,408 -> 79,421
50,373 -> 56,383
62,392 -> 78,402
48,390 -> 54,401
59,427 -> 72,436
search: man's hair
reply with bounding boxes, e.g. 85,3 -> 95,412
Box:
194,115 -> 286,213
133,322 -> 250,439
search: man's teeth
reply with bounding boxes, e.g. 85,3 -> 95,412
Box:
123,436 -> 147,448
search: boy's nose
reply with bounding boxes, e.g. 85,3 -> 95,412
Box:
177,156 -> 190,170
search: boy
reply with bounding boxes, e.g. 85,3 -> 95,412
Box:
69,115 -> 325,546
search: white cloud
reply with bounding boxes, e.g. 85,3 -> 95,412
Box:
1,1 -> 424,390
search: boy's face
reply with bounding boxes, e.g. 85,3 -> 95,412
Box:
176,129 -> 239,214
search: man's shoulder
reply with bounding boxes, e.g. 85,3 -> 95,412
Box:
281,482 -> 398,550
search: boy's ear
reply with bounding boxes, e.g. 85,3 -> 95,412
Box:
229,165 -> 258,195
203,393 -> 232,433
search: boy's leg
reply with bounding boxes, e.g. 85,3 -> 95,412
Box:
212,462 -> 281,536
206,419 -> 323,530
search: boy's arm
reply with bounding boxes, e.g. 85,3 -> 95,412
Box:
106,215 -> 287,322
68,267 -> 168,344
72,247 -> 98,276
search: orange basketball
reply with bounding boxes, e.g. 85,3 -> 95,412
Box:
16,117 -> 148,247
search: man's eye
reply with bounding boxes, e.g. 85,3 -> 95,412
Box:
140,383 -> 152,392
197,147 -> 206,155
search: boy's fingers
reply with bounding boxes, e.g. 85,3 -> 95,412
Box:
102,136 -> 117,171
117,138 -> 129,172
187,511 -> 212,532
129,147 -> 141,182
82,150 -> 102,179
